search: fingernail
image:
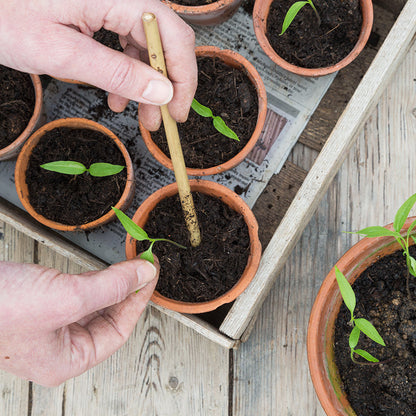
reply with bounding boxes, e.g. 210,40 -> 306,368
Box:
135,261 -> 158,291
142,79 -> 173,105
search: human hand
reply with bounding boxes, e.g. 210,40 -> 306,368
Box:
0,257 -> 159,386
0,0 -> 197,130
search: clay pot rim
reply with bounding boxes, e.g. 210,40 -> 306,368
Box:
253,0 -> 374,77
0,73 -> 43,160
162,0 -> 239,13
125,179 -> 262,314
15,117 -> 135,232
139,45 -> 267,176
307,217 -> 416,415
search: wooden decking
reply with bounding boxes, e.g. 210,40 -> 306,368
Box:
1,7 -> 416,416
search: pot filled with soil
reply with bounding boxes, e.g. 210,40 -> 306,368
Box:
0,66 -> 42,161
139,45 -> 267,176
308,205 -> 416,415
124,179 -> 262,314
162,0 -> 243,25
15,118 -> 135,231
54,28 -> 123,85
253,0 -> 373,77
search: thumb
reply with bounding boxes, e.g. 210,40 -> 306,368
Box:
53,258 -> 159,327
48,26 -> 173,105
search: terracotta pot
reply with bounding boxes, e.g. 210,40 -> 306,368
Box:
253,0 -> 373,77
52,77 -> 89,86
125,179 -> 262,314
0,74 -> 43,161
139,45 -> 267,176
307,217 -> 416,415
15,118 -> 135,232
162,0 -> 242,25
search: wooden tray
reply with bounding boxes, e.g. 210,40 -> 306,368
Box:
1,0 -> 414,349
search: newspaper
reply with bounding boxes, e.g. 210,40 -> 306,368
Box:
0,7 -> 336,264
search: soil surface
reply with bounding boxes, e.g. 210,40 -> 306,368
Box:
150,56 -> 258,169
136,192 -> 251,303
93,28 -> 123,51
0,65 -> 35,149
26,127 -> 127,225
267,0 -> 362,68
334,247 -> 416,415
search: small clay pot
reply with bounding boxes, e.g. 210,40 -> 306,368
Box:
162,0 -> 242,25
125,179 -> 262,314
253,0 -> 373,77
139,45 -> 267,176
307,217 -> 416,415
15,118 -> 135,232
0,74 -> 43,161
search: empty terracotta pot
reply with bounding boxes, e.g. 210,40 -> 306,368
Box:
125,179 -> 262,314
0,73 -> 43,161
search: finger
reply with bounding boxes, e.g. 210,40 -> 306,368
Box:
139,103 -> 162,131
44,25 -> 173,106
67,277 -> 158,374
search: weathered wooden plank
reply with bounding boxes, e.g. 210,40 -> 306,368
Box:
63,306 -> 229,416
221,0 -> 416,339
233,24 -> 416,416
0,222 -> 33,416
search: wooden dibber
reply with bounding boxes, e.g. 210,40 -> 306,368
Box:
142,12 -> 201,247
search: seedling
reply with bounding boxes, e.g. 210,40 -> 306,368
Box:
352,192 -> 416,296
40,161 -> 124,177
191,98 -> 239,141
335,266 -> 386,363
112,207 -> 186,264
279,0 -> 321,36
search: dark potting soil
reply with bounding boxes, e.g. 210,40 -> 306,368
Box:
136,192 -> 251,303
150,57 -> 258,169
334,246 -> 416,416
0,65 -> 35,149
26,127 -> 127,226
93,28 -> 123,51
267,0 -> 362,68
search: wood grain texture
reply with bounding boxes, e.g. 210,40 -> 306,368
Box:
221,0 -> 416,339
232,27 -> 416,416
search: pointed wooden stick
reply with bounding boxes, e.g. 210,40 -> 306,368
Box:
142,12 -> 201,247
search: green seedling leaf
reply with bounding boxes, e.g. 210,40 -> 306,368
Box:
349,325 -> 360,350
40,161 -> 87,175
407,218 -> 416,240
411,235 -> 416,246
88,163 -> 124,177
191,98 -> 213,118
140,246 -> 155,264
407,255 -> 416,277
354,318 -> 385,346
394,193 -> 416,232
280,1 -> 310,35
112,207 -> 149,241
191,98 -> 239,141
353,349 -> 380,363
334,266 -> 356,318
354,226 -> 400,238
213,117 -> 240,141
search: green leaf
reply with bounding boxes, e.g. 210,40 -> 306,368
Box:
411,235 -> 416,246
354,226 -> 400,238
407,218 -> 416,240
353,349 -> 379,363
279,1 -> 309,35
88,163 -> 124,177
407,255 -> 416,277
112,207 -> 149,241
212,116 -> 239,141
139,247 -> 155,264
334,266 -> 356,317
40,161 -> 87,175
354,318 -> 385,346
349,325 -> 360,350
394,193 -> 416,232
191,98 -> 213,118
